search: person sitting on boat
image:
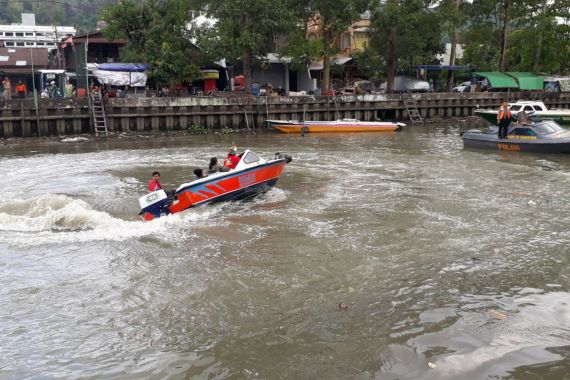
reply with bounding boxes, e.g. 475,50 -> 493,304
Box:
194,168 -> 206,179
148,171 -> 162,192
516,110 -> 530,125
223,144 -> 240,169
497,101 -> 512,139
208,157 -> 228,174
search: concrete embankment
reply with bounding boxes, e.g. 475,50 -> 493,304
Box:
1,91 -> 569,138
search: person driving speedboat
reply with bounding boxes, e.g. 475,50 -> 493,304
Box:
223,144 -> 240,169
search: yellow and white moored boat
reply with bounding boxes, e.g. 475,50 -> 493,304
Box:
267,119 -> 405,133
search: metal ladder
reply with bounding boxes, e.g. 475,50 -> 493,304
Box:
90,91 -> 109,136
401,93 -> 424,124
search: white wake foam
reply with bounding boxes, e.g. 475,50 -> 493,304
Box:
0,194 -> 216,246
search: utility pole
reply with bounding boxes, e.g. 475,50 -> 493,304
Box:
29,30 -> 40,136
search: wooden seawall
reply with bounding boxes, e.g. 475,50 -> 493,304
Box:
1,92 -> 569,138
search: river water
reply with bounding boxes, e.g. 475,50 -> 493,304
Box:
1,124 -> 570,379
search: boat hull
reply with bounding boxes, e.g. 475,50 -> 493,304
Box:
268,120 -> 402,133
141,159 -> 287,221
462,133 -> 570,154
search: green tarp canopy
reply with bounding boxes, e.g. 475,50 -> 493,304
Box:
473,72 -> 519,89
505,72 -> 544,90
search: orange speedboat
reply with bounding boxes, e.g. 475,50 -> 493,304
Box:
138,150 -> 292,221
267,118 -> 405,133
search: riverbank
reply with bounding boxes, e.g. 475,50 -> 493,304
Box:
0,115 -> 489,149
1,91 -> 568,139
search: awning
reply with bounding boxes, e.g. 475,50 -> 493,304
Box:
95,63 -> 151,72
505,72 -> 544,90
309,56 -> 353,71
38,69 -> 66,74
87,63 -> 148,87
417,65 -> 471,71
473,71 -> 519,88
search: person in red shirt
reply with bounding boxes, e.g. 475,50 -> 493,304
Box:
223,144 -> 240,169
148,171 -> 162,192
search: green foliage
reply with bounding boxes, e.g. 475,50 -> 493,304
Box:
278,32 -> 324,71
460,24 -> 500,70
351,48 -> 383,78
370,0 -> 444,71
102,0 -> 202,85
7,0 -> 565,81
186,123 -> 208,134
194,0 -> 297,69
460,0 -> 570,74
294,0 -> 371,90
0,0 -> 118,33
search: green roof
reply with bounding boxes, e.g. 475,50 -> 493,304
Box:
505,72 -> 544,90
473,72 -> 519,88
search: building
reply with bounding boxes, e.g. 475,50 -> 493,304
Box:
306,11 -> 371,56
0,13 -> 75,50
53,30 -> 128,92
0,13 -> 75,96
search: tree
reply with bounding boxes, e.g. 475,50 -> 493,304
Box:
193,0 -> 296,91
289,0 -> 370,93
102,0 -> 202,86
462,0 -> 569,74
370,0 -> 444,93
439,0 -> 470,91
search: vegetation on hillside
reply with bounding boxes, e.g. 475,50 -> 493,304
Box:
4,0 -> 567,93
0,0 -> 117,32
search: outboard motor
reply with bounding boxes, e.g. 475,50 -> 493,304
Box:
138,189 -> 172,220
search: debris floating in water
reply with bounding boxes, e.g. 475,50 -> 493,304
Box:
338,302 -> 348,310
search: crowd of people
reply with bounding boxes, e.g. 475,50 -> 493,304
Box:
147,144 -> 241,193
1,76 -> 78,100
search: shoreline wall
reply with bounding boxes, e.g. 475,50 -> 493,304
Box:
1,92 -> 569,138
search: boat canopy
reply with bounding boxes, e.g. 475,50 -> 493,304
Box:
473,72 -> 519,89
505,72 -> 544,90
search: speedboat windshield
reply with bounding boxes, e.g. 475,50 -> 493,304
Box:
534,121 -> 565,135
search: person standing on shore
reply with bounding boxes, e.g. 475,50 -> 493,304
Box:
2,77 -> 12,100
497,101 -> 511,139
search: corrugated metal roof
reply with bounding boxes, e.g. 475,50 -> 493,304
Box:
505,72 -> 544,90
473,72 -> 519,88
0,47 -> 49,68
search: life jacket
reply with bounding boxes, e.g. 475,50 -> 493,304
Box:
498,109 -> 511,120
15,84 -> 26,93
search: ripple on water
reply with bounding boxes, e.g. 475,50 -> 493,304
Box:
1,129 -> 570,378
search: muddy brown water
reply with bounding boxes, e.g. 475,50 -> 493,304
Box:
1,124 -> 570,379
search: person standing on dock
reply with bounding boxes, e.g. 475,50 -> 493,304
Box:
15,81 -> 27,98
497,101 -> 511,139
2,77 -> 11,100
